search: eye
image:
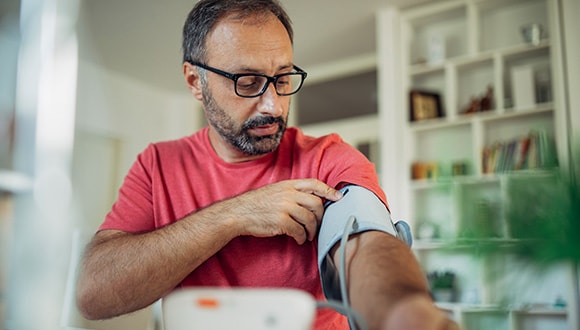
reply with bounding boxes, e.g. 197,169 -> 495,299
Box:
276,75 -> 291,86
236,76 -> 263,91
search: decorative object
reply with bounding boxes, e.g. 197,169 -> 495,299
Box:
461,86 -> 494,115
427,270 -> 457,302
479,85 -> 494,111
427,33 -> 446,65
425,162 -> 438,179
411,161 -> 439,180
411,162 -> 426,180
511,65 -> 536,109
535,66 -> 552,103
451,161 -> 468,176
521,23 -> 546,46
417,222 -> 439,240
409,90 -> 443,122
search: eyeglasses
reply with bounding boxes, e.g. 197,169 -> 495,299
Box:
189,61 -> 307,98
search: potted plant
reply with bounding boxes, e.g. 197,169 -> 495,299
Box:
427,270 -> 457,302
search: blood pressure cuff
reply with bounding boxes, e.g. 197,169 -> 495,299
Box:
317,185 -> 398,301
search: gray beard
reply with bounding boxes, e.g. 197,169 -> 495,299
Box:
202,87 -> 287,156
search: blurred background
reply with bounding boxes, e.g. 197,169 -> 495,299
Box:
1,0 -> 579,329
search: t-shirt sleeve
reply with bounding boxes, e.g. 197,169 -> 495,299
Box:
99,144 -> 156,233
319,134 -> 388,210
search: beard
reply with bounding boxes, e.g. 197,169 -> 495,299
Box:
202,85 -> 287,156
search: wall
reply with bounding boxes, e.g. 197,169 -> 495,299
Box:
75,60 -> 201,185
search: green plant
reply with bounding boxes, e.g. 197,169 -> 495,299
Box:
427,270 -> 456,290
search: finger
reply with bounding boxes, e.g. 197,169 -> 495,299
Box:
290,190 -> 326,221
288,205 -> 319,241
293,179 -> 343,202
281,216 -> 308,245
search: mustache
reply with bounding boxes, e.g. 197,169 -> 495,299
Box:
242,116 -> 285,130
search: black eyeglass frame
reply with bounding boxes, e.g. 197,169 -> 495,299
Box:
189,61 -> 308,98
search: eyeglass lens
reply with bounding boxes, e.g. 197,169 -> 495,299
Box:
235,73 -> 303,97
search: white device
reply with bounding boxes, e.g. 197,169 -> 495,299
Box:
162,288 -> 316,330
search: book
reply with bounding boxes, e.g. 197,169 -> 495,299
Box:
480,129 -> 556,174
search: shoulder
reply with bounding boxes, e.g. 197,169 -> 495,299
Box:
141,128 -> 207,161
283,127 -> 350,152
282,128 -> 386,205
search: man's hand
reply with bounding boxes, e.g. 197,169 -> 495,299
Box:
215,179 -> 343,244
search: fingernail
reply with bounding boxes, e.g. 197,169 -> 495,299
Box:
335,190 -> 343,199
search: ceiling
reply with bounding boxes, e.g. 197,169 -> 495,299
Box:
79,0 -> 431,94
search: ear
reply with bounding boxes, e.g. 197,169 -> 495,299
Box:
183,62 -> 204,101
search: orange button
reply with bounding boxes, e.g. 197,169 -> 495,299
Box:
196,297 -> 220,308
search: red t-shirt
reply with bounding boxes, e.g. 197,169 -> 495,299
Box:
100,126 -> 387,329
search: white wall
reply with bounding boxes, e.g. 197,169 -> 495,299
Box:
75,60 -> 201,182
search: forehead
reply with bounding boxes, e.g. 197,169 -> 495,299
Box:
205,12 -> 293,69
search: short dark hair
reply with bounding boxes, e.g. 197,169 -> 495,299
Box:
182,0 -> 293,64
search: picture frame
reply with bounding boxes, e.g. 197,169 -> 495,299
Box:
409,90 -> 443,122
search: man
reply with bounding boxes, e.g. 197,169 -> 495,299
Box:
76,0 -> 456,329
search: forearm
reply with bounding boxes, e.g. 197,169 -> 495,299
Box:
336,231 -> 432,329
76,206 -> 240,320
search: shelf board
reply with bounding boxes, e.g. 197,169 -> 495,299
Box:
409,63 -> 445,76
501,41 -> 551,61
408,41 -> 550,76
413,239 -> 449,250
466,103 -> 554,122
0,169 -> 33,193
437,302 -> 506,312
410,178 -> 454,190
512,307 -> 567,316
409,116 -> 471,132
410,174 -> 500,190
436,302 -> 567,316
414,238 -> 523,251
409,170 -> 557,192
409,102 -> 553,132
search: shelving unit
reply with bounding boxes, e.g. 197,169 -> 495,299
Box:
378,0 -> 576,329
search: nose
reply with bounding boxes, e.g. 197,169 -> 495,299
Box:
256,82 -> 285,117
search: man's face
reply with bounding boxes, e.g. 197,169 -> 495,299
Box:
197,13 -> 294,161
200,74 -> 288,156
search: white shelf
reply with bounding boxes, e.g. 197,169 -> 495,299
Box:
410,41 -> 550,75
0,169 -> 33,193
437,302 -> 567,316
378,0 -> 576,329
408,102 -> 553,133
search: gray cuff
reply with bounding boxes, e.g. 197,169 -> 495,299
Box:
317,185 -> 397,301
